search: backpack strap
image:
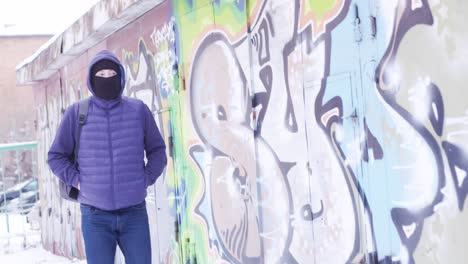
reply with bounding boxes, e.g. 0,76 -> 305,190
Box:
74,98 -> 90,166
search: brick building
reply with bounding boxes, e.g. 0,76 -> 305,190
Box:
0,34 -> 51,186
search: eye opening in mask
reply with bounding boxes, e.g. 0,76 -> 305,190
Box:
95,69 -> 118,78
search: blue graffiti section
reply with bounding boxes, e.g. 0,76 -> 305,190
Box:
320,0 -> 449,262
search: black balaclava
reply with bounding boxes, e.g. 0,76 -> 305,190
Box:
90,59 -> 122,100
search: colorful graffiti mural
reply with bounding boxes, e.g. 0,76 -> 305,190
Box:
36,73 -> 85,259
26,0 -> 468,263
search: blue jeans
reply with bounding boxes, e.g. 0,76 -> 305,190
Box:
80,200 -> 151,264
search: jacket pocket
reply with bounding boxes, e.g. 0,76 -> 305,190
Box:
130,200 -> 146,210
80,203 -> 98,215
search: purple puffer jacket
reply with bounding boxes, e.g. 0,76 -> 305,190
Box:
47,50 -> 167,210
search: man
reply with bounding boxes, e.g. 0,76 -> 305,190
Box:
47,50 -> 167,264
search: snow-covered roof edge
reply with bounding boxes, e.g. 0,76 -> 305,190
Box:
0,34 -> 53,38
16,0 -> 165,85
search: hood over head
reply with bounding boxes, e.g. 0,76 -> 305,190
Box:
87,50 -> 126,100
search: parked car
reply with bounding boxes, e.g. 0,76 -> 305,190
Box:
6,190 -> 39,214
0,178 -> 38,207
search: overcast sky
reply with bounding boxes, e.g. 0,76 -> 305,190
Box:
0,0 -> 101,36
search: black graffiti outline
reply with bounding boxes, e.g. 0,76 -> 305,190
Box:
251,0 -> 365,262
311,0 -> 377,262
123,39 -> 164,114
361,118 -> 384,162
189,32 -> 261,264
442,142 -> 468,211
374,0 -> 445,262
122,39 -> 166,140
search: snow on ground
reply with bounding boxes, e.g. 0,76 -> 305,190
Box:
0,213 -> 85,263
0,241 -> 85,264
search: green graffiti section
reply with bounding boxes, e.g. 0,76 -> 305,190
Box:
174,0 -> 259,71
172,1 -> 258,263
168,85 -> 221,264
306,0 -> 340,17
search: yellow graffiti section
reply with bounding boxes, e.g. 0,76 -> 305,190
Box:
300,0 -> 345,40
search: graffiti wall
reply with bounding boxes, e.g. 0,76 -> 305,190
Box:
35,1 -> 178,262
31,0 -> 468,263
36,68 -> 85,258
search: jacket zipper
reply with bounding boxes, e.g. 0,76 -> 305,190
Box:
106,109 -> 116,209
